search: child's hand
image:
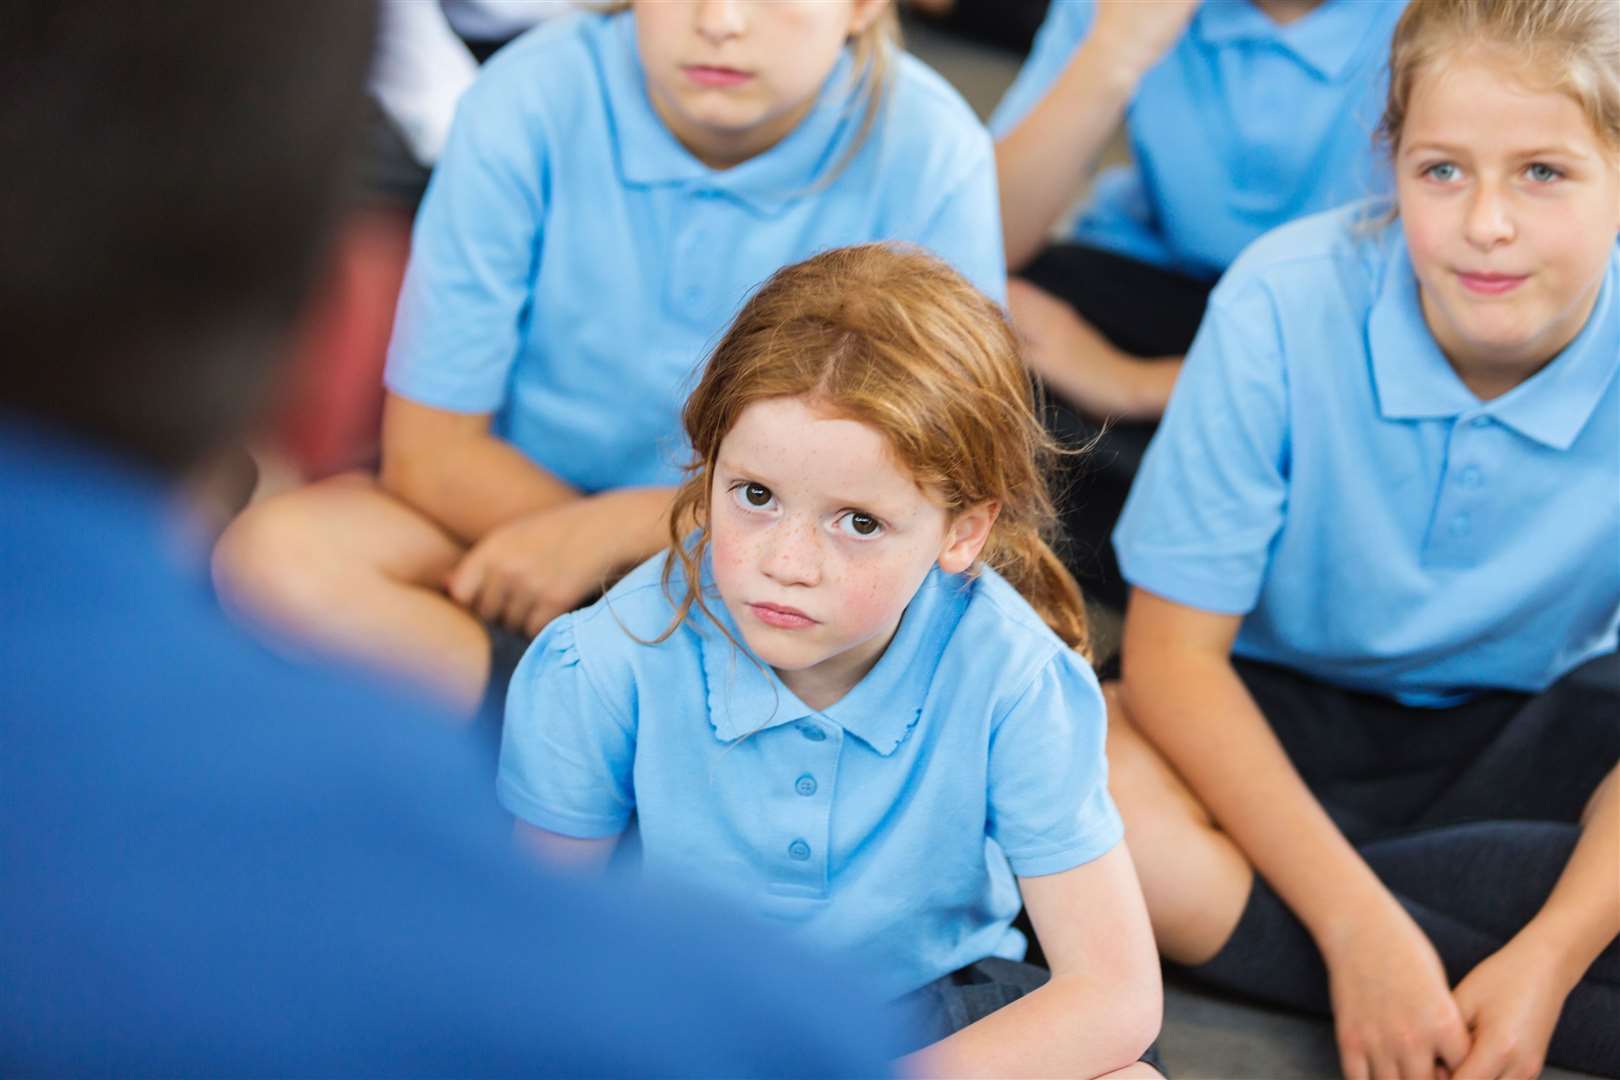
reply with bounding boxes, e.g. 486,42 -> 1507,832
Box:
1007,279 -> 1164,420
1087,0 -> 1202,82
446,497 -> 628,637
1321,900 -> 1471,1080
1450,935 -> 1573,1080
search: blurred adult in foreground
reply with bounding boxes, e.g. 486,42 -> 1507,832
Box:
0,3 -> 895,1075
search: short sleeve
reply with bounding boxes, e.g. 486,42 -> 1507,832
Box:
986,651 -> 1122,877
1112,282 -> 1291,614
914,133 -> 1008,306
383,72 -> 549,414
496,615 -> 635,838
987,0 -> 1097,138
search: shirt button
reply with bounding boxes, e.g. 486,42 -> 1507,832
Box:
1470,416 -> 1491,429
798,723 -> 826,742
1451,514 -> 1471,536
1461,466 -> 1484,489
788,839 -> 812,861
795,774 -> 817,797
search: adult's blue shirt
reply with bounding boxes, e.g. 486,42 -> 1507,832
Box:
0,421 -> 898,1075
386,10 -> 1004,493
1114,206 -> 1620,705
499,554 -> 1123,1000
991,0 -> 1405,279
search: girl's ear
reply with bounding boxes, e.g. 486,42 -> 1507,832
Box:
938,501 -> 999,575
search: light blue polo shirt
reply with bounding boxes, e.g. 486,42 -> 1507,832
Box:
1115,204 -> 1620,705
989,0 -> 1404,279
498,555 -> 1123,999
385,11 -> 1004,493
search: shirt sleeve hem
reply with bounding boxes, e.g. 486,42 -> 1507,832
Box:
1115,549 -> 1259,616
496,777 -> 629,839
1004,816 -> 1125,879
382,369 -> 507,417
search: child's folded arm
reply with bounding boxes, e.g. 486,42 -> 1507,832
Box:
513,820 -> 621,874
900,844 -> 1161,1079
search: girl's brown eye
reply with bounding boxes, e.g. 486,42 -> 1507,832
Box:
744,483 -> 772,507
845,512 -> 880,537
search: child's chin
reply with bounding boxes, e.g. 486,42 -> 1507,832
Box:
742,635 -> 819,672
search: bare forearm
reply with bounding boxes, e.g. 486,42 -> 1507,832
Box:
904,974 -> 1158,1079
1123,645 -> 1395,948
590,485 -> 679,570
997,43 -> 1140,270
382,427 -> 574,543
1516,767 -> 1619,986
514,820 -> 618,873
1036,349 -> 1182,423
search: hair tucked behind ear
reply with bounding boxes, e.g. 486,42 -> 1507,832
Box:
657,243 -> 1092,659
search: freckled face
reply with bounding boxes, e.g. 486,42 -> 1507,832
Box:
707,396 -> 957,705
1395,50 -> 1620,397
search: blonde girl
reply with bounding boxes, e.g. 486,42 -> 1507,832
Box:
1108,0 -> 1620,1076
499,245 -> 1163,1078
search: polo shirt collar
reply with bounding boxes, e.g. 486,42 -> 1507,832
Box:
1192,0 -> 1372,81
1369,231 -> 1619,450
697,563 -> 961,756
599,10 -> 864,216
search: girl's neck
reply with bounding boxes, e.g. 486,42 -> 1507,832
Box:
775,617 -> 902,713
1251,0 -> 1328,28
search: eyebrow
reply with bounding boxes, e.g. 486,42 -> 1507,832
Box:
714,457 -> 773,484
1401,139 -> 1593,160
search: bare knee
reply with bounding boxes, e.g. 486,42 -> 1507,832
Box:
212,487 -> 351,627
1581,767 -> 1615,826
1103,683 -> 1208,827
1101,680 -> 1253,964
1097,1060 -> 1165,1080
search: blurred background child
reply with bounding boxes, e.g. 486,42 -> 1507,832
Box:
992,0 -> 1407,610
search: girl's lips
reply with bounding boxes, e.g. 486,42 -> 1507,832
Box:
683,65 -> 753,89
749,602 -> 816,630
1457,271 -> 1528,296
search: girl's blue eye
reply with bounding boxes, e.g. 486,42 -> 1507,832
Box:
733,482 -> 775,510
836,511 -> 883,539
1525,162 -> 1562,183
1425,162 -> 1460,182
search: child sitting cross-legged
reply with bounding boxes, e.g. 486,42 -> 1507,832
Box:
498,244 -> 1162,1078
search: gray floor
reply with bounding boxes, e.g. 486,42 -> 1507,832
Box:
906,18 -> 1597,1079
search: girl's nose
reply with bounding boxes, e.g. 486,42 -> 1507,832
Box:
1463,182 -> 1515,251
693,0 -> 746,46
761,519 -> 821,587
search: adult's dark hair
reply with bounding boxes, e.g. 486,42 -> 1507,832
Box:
0,2 -> 377,473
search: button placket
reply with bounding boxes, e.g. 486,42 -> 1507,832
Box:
666,194 -> 717,315
1423,416 -> 1493,567
777,720 -> 837,891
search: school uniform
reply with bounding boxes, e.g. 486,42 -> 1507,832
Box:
990,0 -> 1406,609
385,10 -> 1005,497
497,554 -> 1122,1016
1114,204 -> 1620,1076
